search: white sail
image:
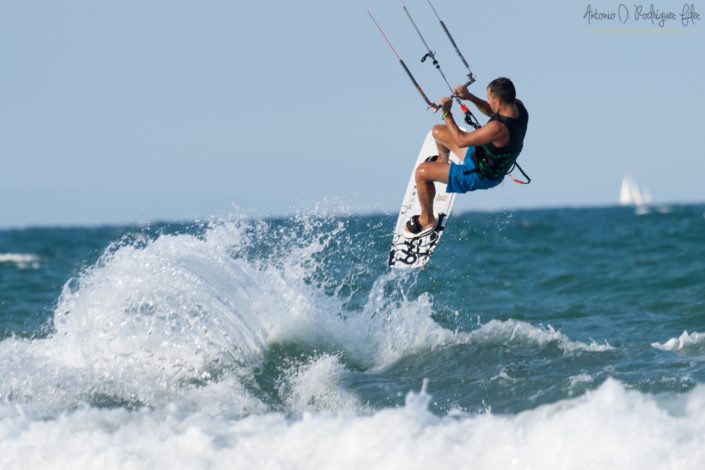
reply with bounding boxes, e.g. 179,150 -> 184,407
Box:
619,175 -> 650,207
619,177 -> 631,205
619,175 -> 637,205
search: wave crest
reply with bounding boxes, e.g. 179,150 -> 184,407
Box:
653,331 -> 705,354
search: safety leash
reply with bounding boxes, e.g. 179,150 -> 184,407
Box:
508,162 -> 532,185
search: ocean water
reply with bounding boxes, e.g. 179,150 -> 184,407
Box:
1,204 -> 705,469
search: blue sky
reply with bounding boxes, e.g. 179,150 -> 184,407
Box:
1,0 -> 703,227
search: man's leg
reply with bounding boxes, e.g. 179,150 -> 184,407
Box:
414,161 -> 451,230
432,124 -> 466,163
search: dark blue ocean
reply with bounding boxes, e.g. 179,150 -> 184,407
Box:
1,205 -> 705,469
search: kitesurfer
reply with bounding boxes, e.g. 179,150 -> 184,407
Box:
403,77 -> 529,238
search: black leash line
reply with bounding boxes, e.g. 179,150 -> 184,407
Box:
400,0 -> 480,129
365,8 -> 438,111
425,0 -> 476,87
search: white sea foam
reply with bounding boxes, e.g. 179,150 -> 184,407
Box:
464,318 -> 614,353
652,331 -> 705,354
1,379 -> 705,470
280,353 -> 363,414
0,253 -> 40,269
567,373 -> 594,394
0,221 -> 284,418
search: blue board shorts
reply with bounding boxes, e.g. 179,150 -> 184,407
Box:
446,146 -> 503,194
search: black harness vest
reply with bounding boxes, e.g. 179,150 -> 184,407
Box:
470,100 -> 529,180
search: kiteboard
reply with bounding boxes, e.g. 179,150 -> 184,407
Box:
388,130 -> 461,269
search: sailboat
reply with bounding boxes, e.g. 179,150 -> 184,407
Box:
620,175 -> 652,213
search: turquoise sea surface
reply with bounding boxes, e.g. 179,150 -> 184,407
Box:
1,205 -> 705,469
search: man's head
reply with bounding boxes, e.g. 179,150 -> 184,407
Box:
486,77 -> 516,113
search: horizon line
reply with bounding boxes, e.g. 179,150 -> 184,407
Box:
1,200 -> 704,232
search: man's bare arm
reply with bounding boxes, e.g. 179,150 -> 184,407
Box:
443,110 -> 505,148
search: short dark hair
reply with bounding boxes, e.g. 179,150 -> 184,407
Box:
487,77 -> 516,104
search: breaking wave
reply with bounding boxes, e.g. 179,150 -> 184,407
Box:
0,216 -> 613,421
